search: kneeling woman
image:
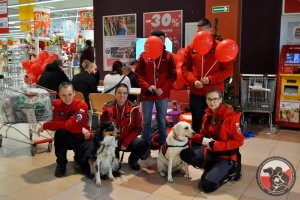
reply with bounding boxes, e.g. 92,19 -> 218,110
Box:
101,83 -> 149,170
180,88 -> 244,193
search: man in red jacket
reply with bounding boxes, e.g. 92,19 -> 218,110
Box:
135,30 -> 176,148
37,82 -> 93,177
181,19 -> 233,133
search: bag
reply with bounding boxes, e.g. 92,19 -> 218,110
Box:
103,75 -> 125,93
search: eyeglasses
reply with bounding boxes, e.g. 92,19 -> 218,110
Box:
206,98 -> 220,103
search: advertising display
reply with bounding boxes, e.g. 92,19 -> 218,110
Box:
34,7 -> 50,37
143,10 -> 182,52
279,100 -> 300,123
19,0 -> 34,32
0,0 -> 8,34
103,14 -> 136,71
80,10 -> 94,30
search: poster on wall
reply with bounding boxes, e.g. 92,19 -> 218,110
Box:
280,100 -> 300,123
103,14 -> 136,71
34,7 -> 50,37
143,10 -> 182,52
0,0 -> 8,34
80,10 -> 94,30
284,0 -> 300,14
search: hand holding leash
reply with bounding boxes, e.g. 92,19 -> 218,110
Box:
201,77 -> 210,85
202,137 -> 213,146
194,80 -> 203,88
156,88 -> 163,96
82,127 -> 92,140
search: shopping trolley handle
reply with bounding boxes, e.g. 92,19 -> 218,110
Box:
0,75 -> 4,79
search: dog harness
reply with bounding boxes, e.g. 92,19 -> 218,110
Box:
161,131 -> 189,158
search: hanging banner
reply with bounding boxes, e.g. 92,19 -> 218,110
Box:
34,7 -> 50,37
0,0 -> 8,34
143,10 -> 182,52
80,10 -> 94,30
103,14 -> 136,71
19,0 -> 35,32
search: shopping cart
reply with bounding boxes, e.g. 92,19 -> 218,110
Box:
240,74 -> 278,133
0,75 -> 56,155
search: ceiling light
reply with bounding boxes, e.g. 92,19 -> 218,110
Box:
8,0 -> 64,8
52,6 -> 93,13
50,15 -> 78,20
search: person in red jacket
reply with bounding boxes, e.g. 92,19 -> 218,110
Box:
181,19 -> 233,133
180,88 -> 244,193
135,30 -> 176,148
37,82 -> 93,177
100,83 -> 150,170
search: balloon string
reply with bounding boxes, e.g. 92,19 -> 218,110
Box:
203,60 -> 218,78
201,55 -> 204,79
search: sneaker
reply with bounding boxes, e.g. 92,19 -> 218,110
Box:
55,164 -> 66,177
129,161 -> 141,171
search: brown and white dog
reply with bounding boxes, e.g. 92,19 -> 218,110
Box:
157,121 -> 195,182
89,121 -> 120,187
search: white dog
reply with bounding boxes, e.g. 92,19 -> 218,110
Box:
89,121 -> 120,187
157,121 -> 195,182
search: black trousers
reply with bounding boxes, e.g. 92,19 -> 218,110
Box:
180,146 -> 233,192
116,138 -> 149,164
54,129 -> 92,172
189,93 -> 207,133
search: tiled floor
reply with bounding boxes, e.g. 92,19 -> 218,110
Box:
0,123 -> 299,200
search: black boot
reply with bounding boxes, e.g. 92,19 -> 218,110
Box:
128,154 -> 140,171
55,164 -> 66,177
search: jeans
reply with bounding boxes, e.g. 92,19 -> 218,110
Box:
141,98 -> 168,147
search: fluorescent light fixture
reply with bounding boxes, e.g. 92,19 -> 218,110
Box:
8,0 -> 64,8
52,6 -> 93,13
51,15 -> 78,20
8,14 -> 19,18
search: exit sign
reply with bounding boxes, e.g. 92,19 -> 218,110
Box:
212,6 -> 230,13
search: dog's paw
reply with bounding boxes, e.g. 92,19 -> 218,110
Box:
167,177 -> 173,183
95,181 -> 102,187
159,172 -> 166,177
109,176 -> 115,181
184,174 -> 192,179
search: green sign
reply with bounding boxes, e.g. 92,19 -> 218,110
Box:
212,6 -> 229,13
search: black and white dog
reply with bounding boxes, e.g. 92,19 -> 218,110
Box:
89,121 -> 120,187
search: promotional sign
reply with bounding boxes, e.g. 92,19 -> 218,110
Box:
144,10 -> 182,52
284,0 -> 300,13
103,14 -> 136,71
34,7 -> 50,37
80,10 -> 94,30
0,0 -> 8,34
19,0 -> 34,32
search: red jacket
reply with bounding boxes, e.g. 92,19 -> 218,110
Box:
100,100 -> 142,148
181,42 -> 233,96
135,50 -> 176,101
43,98 -> 92,141
192,104 -> 244,161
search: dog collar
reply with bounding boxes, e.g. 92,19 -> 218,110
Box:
172,131 -> 185,142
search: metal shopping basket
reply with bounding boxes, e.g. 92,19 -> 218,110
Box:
240,74 -> 278,133
0,75 -> 56,155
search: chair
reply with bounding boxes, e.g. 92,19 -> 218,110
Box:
75,91 -> 85,102
89,93 -> 115,116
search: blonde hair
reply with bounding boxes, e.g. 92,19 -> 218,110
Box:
82,60 -> 93,71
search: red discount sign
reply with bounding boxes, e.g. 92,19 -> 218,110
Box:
144,10 -> 182,52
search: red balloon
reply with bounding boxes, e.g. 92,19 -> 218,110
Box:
144,36 -> 163,60
33,58 -> 43,65
24,73 -> 37,84
31,63 -> 42,76
44,57 -> 54,64
51,53 -> 60,59
41,63 -> 47,72
192,31 -> 213,55
38,50 -> 49,61
22,60 -> 31,70
176,48 -> 185,63
215,39 -> 239,62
